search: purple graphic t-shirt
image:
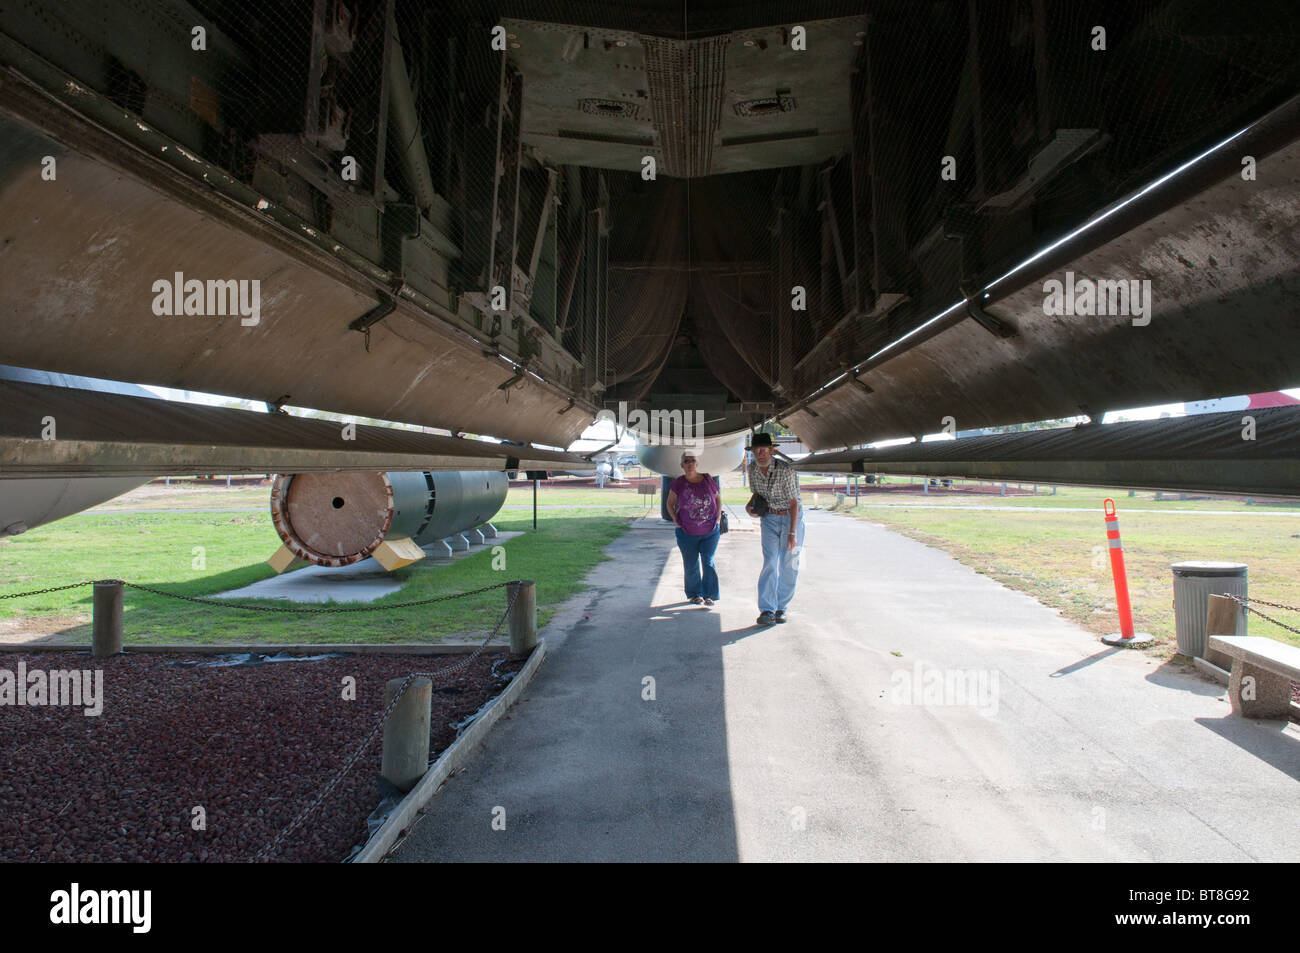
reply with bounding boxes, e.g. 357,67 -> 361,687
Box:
670,475 -> 719,535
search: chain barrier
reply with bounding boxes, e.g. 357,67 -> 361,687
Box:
1,579 -> 511,612
251,583 -> 522,862
2,575 -> 525,861
0,581 -> 103,600
1219,592 -> 1300,638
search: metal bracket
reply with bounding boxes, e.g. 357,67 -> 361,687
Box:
847,372 -> 873,395
960,282 -> 1016,339
349,291 -> 397,352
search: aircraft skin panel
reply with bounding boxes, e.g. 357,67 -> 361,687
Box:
0,380 -> 593,478
0,476 -> 148,536
798,407 -> 1300,498
788,136 -> 1300,450
0,114 -> 594,450
0,2 -> 1296,463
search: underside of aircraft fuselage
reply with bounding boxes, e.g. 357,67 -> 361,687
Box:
0,0 -> 1298,459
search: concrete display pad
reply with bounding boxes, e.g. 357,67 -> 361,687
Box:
217,532 -> 523,603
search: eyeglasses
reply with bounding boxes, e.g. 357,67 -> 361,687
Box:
681,458 -> 697,464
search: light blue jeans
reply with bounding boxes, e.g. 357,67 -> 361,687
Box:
758,513 -> 805,613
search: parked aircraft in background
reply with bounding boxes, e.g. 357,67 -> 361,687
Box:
1183,392 -> 1300,414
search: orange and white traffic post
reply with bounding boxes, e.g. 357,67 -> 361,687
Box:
1100,498 -> 1153,646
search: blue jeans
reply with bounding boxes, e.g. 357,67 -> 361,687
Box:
758,513 -> 804,613
675,526 -> 720,600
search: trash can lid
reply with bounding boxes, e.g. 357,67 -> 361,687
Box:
1170,561 -> 1248,577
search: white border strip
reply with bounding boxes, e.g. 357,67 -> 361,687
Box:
353,639 -> 548,863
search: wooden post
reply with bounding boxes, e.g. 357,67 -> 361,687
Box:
382,676 -> 431,792
1205,593 -> 1244,670
1206,594 -> 1242,638
508,580 -> 537,655
92,580 -> 123,657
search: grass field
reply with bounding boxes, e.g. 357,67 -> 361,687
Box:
10,478 -> 1299,654
803,480 -> 1300,512
825,489 -> 1300,654
0,506 -> 633,645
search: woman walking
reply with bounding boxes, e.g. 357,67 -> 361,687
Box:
666,450 -> 721,606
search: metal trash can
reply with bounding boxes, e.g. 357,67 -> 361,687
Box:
1171,561 -> 1247,657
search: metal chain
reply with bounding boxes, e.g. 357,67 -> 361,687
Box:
1221,593 -> 1300,614
120,579 -> 510,613
252,584 -> 521,863
0,581 -> 101,599
1220,592 -> 1300,638
1,578 -> 510,612
4,574 -> 526,860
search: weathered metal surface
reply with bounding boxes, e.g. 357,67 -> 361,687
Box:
0,108 -> 585,445
798,407 -> 1300,498
0,475 -> 149,536
1,1 -> 1296,464
0,365 -> 154,533
0,47 -> 594,447
786,128 -> 1300,450
0,381 -> 590,478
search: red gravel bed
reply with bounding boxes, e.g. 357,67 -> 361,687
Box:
0,649 -> 524,863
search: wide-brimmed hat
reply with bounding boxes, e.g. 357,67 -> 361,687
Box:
750,432 -> 775,448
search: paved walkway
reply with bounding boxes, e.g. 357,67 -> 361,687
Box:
391,510 -> 1300,862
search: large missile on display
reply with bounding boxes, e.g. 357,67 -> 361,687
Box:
0,365 -> 154,536
267,470 -> 508,572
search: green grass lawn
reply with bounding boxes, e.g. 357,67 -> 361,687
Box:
806,480 -> 1300,511
829,492 -> 1300,653
0,506 -> 633,645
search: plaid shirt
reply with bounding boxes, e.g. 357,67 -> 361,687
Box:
747,457 -> 800,513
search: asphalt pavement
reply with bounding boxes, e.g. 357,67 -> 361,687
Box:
391,508 -> 1300,862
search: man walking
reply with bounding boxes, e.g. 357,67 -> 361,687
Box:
744,432 -> 805,625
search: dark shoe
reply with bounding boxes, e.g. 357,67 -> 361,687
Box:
703,598 -> 715,606
774,610 -> 787,624
690,596 -> 704,605
757,611 -> 776,626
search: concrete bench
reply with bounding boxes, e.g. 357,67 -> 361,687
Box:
1208,635 -> 1300,718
